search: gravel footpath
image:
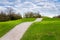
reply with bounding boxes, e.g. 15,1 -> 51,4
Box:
0,18 -> 42,40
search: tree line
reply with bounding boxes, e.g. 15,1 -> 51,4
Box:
53,15 -> 60,18
0,8 -> 41,22
0,8 -> 60,22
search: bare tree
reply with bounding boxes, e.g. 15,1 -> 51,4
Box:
7,8 -> 22,20
24,12 -> 41,18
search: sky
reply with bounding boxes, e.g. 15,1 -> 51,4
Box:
0,0 -> 60,17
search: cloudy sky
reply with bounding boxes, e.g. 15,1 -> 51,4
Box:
0,0 -> 60,17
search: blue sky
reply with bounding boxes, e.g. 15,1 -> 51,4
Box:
0,0 -> 60,17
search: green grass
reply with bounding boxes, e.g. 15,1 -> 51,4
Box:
0,18 -> 35,37
21,18 -> 60,40
22,18 -> 36,22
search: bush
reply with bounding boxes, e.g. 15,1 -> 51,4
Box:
24,12 -> 41,18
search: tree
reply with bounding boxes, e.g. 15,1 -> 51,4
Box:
0,11 -> 10,21
7,8 -> 22,20
24,12 -> 41,18
0,7 -> 22,22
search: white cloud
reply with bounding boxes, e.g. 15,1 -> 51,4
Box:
0,0 -> 60,17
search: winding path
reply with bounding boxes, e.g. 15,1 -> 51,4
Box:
0,18 -> 42,40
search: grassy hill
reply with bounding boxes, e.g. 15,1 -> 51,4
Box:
21,18 -> 60,40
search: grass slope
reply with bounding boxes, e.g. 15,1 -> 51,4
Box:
21,18 -> 60,40
0,18 -> 35,37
